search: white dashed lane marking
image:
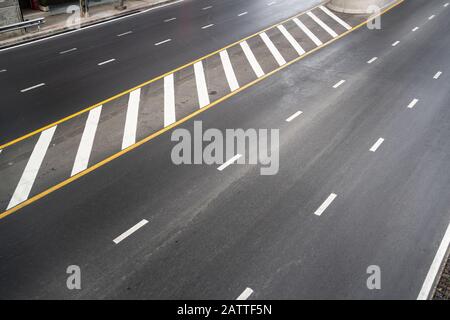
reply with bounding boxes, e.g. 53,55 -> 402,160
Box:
113,219 -> 149,244
98,59 -> 116,66
20,83 -> 45,93
236,288 -> 254,300
333,80 -> 346,89
370,138 -> 384,152
407,98 -> 419,109
314,193 -> 337,216
218,154 -> 242,171
286,111 -> 303,122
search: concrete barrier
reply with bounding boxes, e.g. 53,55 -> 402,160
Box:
327,0 -> 398,14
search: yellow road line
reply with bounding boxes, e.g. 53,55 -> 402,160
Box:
0,0 -> 405,220
0,0 -> 328,150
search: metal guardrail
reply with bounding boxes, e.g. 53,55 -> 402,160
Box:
0,18 -> 45,34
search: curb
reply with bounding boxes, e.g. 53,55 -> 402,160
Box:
0,0 -> 180,50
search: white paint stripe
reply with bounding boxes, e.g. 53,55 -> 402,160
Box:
370,138 -> 384,152
319,5 -> 351,30
194,61 -> 210,108
417,223 -> 450,300
220,50 -> 240,92
278,25 -> 305,55
202,5 -> 212,10
307,12 -> 338,38
0,0 -> 185,53
236,287 -> 254,300
164,17 -> 177,22
201,24 -> 214,29
333,80 -> 345,88
238,11 -> 248,17
0,69 -> 7,73
71,106 -> 102,176
7,126 -> 56,209
367,57 -> 378,64
314,193 -> 337,216
286,111 -> 303,122
59,47 -> 77,54
412,26 -> 419,32
164,74 -> 176,127
218,154 -> 242,171
445,3 -> 449,7
240,41 -> 265,78
20,83 -> 45,93
392,40 -> 400,46
428,15 -> 435,20
407,98 -> 419,109
433,71 -> 442,79
293,18 -> 322,46
117,31 -> 132,37
155,38 -> 172,46
260,32 -> 286,66
113,219 -> 149,244
98,58 -> 115,66
122,89 -> 141,150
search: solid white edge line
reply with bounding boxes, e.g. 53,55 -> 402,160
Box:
194,61 -> 210,108
307,11 -> 338,38
122,88 -> 141,150
220,49 -> 240,92
201,24 -> 214,29
218,154 -> 242,171
240,41 -> 265,78
277,25 -> 305,56
417,223 -> 450,300
286,111 -> 303,122
319,5 -> 352,30
370,138 -> 384,152
238,12 -> 248,17
7,126 -> 57,209
407,98 -> 419,109
0,0 -> 186,53
236,287 -> 254,300
113,219 -> 149,244
260,32 -> 286,66
314,193 -> 337,216
164,73 -> 176,127
71,106 -> 102,176
293,17 -> 322,46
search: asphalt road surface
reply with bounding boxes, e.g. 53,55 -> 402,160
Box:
0,0 -> 450,299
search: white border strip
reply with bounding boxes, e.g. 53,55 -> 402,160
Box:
417,223 -> 450,300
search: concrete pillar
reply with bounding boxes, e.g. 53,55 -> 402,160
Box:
327,0 -> 395,14
0,0 -> 23,38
